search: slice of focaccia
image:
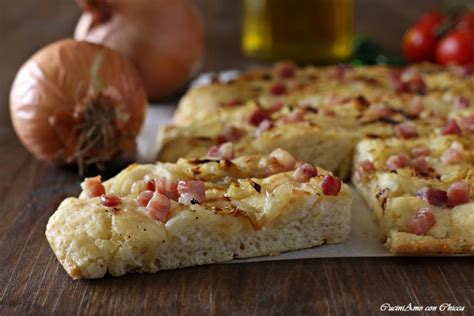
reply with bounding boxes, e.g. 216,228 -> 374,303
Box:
174,63 -> 474,125
46,149 -> 351,279
159,91 -> 448,179
352,135 -> 474,254
159,101 -> 360,179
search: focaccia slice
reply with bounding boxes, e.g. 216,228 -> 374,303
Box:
174,63 -> 474,125
159,102 -> 359,179
159,93 -> 448,179
353,135 -> 474,254
46,149 -> 352,279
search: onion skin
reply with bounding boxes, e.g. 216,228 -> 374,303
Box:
74,0 -> 205,100
9,39 -> 147,166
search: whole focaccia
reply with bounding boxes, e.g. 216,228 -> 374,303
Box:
46,150 -> 351,279
159,62 -> 474,254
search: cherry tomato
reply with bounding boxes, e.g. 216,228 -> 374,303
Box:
457,12 -> 474,33
416,11 -> 444,31
403,26 -> 437,62
436,31 -> 474,65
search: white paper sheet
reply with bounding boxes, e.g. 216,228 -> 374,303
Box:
137,105 -> 392,259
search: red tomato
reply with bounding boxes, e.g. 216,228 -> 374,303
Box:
457,12 -> 474,33
403,26 -> 437,62
416,11 -> 444,31
436,31 -> 474,65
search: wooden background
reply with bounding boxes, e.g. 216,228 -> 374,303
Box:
1,0 -> 473,314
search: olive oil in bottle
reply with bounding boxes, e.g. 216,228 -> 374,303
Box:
242,0 -> 353,63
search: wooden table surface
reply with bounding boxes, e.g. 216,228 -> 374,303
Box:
1,1 -> 472,315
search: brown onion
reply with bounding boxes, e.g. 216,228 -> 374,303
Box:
9,39 -> 147,172
74,0 -> 205,100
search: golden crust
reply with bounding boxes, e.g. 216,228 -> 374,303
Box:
387,231 -> 474,254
